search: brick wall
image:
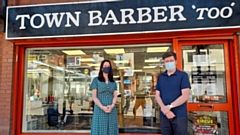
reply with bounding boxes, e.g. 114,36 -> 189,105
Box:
0,33 -> 14,135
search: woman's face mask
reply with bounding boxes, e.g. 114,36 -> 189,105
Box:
103,67 -> 111,74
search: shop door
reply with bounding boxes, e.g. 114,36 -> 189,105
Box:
177,41 -> 235,135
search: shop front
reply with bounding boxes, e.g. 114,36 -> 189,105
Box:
5,0 -> 240,135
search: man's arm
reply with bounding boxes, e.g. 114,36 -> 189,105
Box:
155,90 -> 171,115
155,76 -> 172,115
170,72 -> 191,108
155,90 -> 175,118
155,91 -> 165,108
170,88 -> 190,108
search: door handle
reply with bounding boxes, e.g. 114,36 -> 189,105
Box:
198,105 -> 214,109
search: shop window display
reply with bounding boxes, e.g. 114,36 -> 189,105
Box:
23,44 -> 171,133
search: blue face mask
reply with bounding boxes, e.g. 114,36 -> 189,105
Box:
165,62 -> 176,71
103,67 -> 111,74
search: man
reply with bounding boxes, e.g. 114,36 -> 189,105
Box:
155,52 -> 191,135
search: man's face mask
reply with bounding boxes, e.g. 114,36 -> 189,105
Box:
165,62 -> 176,71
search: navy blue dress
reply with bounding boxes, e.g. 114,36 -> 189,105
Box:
90,77 -> 119,135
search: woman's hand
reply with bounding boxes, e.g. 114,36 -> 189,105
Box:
110,104 -> 115,109
101,106 -> 111,113
106,104 -> 115,112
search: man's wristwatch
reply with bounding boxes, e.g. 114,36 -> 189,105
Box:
169,104 -> 174,109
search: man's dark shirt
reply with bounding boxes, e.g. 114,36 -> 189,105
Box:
155,69 -> 191,117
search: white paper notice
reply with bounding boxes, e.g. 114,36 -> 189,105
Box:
216,78 -> 224,95
193,55 -> 210,66
205,83 -> 216,95
192,83 -> 204,96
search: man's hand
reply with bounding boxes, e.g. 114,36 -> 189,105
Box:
165,111 -> 176,119
161,105 -> 171,115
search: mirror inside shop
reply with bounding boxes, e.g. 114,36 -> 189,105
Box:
23,44 -> 172,132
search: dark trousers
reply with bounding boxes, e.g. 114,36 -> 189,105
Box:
160,116 -> 188,135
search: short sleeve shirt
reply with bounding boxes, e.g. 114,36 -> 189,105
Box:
155,69 -> 191,117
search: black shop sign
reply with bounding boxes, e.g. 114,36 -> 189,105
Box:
6,0 -> 240,39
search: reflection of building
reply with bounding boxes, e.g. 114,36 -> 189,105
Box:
0,0 -> 240,135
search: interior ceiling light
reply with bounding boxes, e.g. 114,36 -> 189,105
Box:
113,60 -> 128,63
147,47 -> 169,53
134,69 -> 143,72
94,67 -> 100,70
62,50 -> 86,55
88,64 -> 100,66
104,48 -> 125,54
145,59 -> 161,63
80,58 -> 95,62
143,66 -> 156,69
118,67 -> 130,69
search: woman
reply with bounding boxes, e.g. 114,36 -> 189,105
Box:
90,60 -> 118,135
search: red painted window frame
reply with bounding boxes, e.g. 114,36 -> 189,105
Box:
11,29 -> 240,135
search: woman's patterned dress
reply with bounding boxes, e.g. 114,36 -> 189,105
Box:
90,77 -> 119,135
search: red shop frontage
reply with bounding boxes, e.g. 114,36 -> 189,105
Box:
1,0 -> 240,135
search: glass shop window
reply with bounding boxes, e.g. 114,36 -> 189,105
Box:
23,44 -> 171,133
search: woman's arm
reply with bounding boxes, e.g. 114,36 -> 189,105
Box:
111,91 -> 118,107
92,89 -> 104,109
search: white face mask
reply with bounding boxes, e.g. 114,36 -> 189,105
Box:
165,62 -> 176,71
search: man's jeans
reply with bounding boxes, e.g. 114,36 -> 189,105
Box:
160,116 -> 188,135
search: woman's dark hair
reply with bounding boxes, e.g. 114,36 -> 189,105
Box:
162,52 -> 177,60
98,60 -> 114,82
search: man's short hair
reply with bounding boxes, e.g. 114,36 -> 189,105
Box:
162,52 -> 177,60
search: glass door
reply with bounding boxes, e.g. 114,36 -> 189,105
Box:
177,41 -> 234,135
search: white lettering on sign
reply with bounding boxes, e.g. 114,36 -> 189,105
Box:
169,6 -> 186,21
30,14 -> 45,29
44,12 -> 65,28
102,10 -> 120,25
15,15 -> 30,29
137,7 -> 152,23
208,8 -> 220,19
120,9 -> 136,24
16,5 -> 187,28
152,7 -> 167,22
14,2 -> 236,30
88,5 -> 187,26
65,12 -> 81,27
193,2 -> 235,20
220,6 -> 233,18
16,11 -> 81,29
88,10 -> 102,26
